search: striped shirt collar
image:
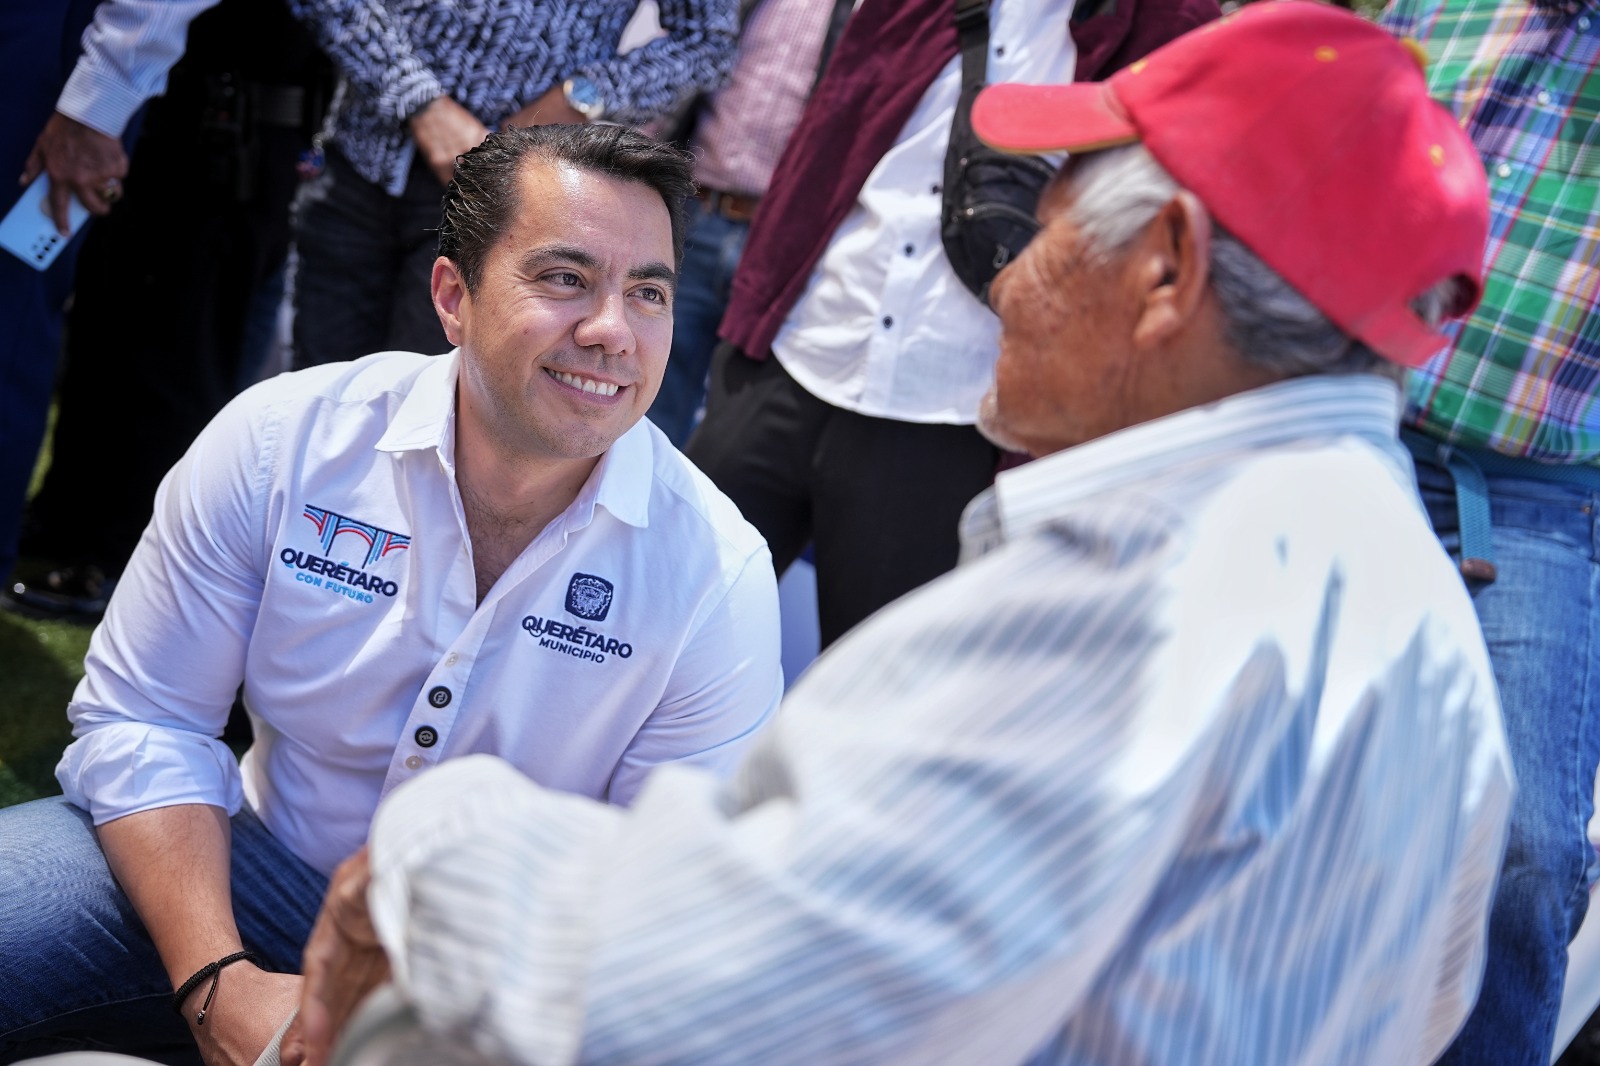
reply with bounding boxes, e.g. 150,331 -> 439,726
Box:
376,348 -> 653,530
968,374 -> 1405,549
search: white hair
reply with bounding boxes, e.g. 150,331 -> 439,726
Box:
1063,145 -> 1464,381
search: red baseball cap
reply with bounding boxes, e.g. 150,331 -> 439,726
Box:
972,0 -> 1488,367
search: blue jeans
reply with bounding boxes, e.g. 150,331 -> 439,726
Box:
646,202 -> 748,448
1413,456 -> 1600,1065
0,799 -> 328,1065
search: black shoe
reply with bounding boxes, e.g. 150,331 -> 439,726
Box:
5,564 -> 119,623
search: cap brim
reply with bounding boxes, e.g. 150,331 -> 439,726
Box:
973,82 -> 1141,155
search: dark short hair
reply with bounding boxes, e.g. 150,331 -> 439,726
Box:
437,124 -> 696,293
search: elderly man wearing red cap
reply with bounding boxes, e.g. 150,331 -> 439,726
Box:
272,7 -> 1513,1065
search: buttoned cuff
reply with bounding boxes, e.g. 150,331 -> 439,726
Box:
55,721 -> 245,824
56,61 -> 146,139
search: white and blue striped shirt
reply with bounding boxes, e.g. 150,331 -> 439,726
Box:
367,373 -> 1514,1066
56,0 -> 222,138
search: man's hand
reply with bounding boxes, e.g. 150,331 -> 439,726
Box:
409,96 -> 490,188
181,965 -> 303,1066
504,84 -> 586,130
21,112 -> 129,235
282,847 -> 390,1066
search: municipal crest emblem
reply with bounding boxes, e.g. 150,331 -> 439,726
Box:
565,573 -> 614,621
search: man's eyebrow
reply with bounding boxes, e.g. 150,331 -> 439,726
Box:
628,262 -> 678,289
518,245 -> 600,274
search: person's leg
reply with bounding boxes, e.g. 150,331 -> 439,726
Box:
0,0 -> 102,585
23,97 -> 291,589
384,156 -> 451,357
1416,460 -> 1600,1066
684,351 -> 824,575
291,149 -> 404,369
809,410 -> 997,648
647,205 -> 747,448
0,799 -> 326,1066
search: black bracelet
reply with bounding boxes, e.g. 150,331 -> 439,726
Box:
171,950 -> 261,1026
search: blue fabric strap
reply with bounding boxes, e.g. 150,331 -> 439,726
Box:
1401,429 -> 1497,583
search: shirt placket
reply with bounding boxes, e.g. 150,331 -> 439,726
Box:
376,490 -> 593,798
376,451 -> 484,797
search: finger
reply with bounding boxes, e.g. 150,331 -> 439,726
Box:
20,146 -> 43,187
300,993 -> 334,1066
47,181 -> 80,235
280,1015 -> 307,1066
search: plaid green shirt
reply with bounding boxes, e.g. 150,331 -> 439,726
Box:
1381,0 -> 1600,462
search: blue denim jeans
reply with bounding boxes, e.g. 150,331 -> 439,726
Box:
1413,455 -> 1600,1065
645,202 -> 749,448
0,799 -> 328,1065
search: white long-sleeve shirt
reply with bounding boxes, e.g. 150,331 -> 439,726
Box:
57,0 -> 222,138
771,0 -> 1077,425
367,373 -> 1513,1065
56,351 -> 782,875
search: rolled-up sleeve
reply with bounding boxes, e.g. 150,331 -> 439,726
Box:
56,386 -> 279,824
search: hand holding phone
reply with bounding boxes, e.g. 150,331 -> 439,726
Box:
0,175 -> 90,271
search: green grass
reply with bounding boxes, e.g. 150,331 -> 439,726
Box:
0,597 -> 91,808
1,404 -> 91,808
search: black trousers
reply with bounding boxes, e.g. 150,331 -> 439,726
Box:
290,148 -> 451,369
25,94 -> 309,572
685,346 -> 999,649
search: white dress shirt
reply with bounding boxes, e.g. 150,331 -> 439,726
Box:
56,0 -> 222,138
364,373 -> 1513,1065
56,351 -> 783,876
771,0 -> 1077,425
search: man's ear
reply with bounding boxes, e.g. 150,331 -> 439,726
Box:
1129,190 -> 1213,350
432,256 -> 468,346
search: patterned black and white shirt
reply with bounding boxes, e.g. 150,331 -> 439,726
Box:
288,0 -> 738,193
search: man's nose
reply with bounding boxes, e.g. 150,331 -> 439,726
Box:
574,292 -> 635,355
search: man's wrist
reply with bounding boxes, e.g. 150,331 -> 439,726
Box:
173,950 -> 263,1024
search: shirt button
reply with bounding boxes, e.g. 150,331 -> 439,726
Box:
404,755 -> 423,770
882,316 -> 894,329
930,183 -> 942,195
1496,162 -> 1513,178
1537,89 -> 1552,104
415,725 -> 438,748
904,243 -> 915,256
444,653 -> 458,667
427,685 -> 452,708
1579,15 -> 1591,29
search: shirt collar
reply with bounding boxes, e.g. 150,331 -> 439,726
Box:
373,349 -> 654,530
973,374 -> 1405,547
376,349 -> 460,458
583,419 -> 654,529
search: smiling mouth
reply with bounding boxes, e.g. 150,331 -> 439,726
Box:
547,369 -> 622,397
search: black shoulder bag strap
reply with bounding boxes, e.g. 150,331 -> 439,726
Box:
939,0 -> 1055,305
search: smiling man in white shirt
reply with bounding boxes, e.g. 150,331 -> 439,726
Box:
0,123 -> 781,1066
284,8 -> 1514,1066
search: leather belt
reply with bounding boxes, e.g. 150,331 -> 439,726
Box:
696,186 -> 761,223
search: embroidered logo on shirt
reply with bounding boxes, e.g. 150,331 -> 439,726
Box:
522,615 -> 632,664
278,504 -> 410,605
302,505 -> 411,565
564,573 -> 614,621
